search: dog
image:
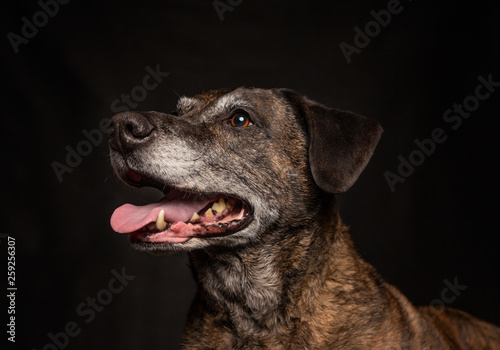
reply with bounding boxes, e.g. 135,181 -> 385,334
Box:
108,87 -> 500,349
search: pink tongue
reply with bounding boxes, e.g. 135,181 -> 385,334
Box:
110,195 -> 211,234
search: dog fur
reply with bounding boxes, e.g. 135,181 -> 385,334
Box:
109,87 -> 500,349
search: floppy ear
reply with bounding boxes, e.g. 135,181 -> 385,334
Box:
276,89 -> 383,193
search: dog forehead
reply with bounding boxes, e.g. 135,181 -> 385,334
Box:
177,87 -> 288,120
195,88 -> 235,103
176,88 -> 236,110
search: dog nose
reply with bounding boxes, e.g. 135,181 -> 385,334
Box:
109,112 -> 155,153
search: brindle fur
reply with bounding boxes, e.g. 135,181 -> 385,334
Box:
109,87 -> 500,349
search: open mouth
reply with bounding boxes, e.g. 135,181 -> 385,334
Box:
110,170 -> 252,245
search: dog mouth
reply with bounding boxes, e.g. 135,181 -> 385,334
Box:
110,170 -> 253,245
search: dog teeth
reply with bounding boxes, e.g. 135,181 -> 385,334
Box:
147,222 -> 156,230
156,210 -> 167,230
205,208 -> 214,217
190,212 -> 200,221
211,198 -> 226,214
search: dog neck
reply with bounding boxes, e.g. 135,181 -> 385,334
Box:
187,198 -> 387,342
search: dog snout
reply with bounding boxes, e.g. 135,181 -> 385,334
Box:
109,111 -> 155,153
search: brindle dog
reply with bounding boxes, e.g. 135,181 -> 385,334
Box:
108,87 -> 500,349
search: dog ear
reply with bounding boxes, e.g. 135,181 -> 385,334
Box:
276,89 -> 383,193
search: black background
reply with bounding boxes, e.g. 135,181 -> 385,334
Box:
2,0 -> 499,349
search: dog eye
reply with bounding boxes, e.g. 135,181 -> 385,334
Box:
229,111 -> 253,128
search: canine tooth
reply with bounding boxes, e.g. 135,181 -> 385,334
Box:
156,210 -> 167,230
205,208 -> 214,217
190,212 -> 200,221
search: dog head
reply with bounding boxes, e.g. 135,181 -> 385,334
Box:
108,87 -> 382,253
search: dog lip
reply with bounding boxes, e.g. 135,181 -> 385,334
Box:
119,169 -> 252,210
125,169 -> 144,184
129,208 -> 253,247
111,167 -> 254,245
126,196 -> 254,246
112,168 -> 255,246
120,169 -> 172,194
